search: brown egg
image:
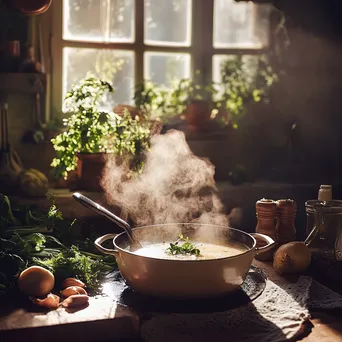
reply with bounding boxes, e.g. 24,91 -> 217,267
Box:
18,266 -> 55,297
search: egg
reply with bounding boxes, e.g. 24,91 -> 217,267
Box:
18,266 -> 55,297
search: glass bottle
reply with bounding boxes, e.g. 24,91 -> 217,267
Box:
305,200 -> 342,260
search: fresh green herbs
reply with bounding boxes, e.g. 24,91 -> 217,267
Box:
0,194 -> 116,296
166,234 -> 201,256
51,77 -> 151,180
33,246 -> 113,290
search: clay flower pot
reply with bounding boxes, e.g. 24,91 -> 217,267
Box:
186,100 -> 211,131
75,153 -> 107,192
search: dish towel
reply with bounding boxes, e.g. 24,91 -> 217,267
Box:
140,261 -> 342,342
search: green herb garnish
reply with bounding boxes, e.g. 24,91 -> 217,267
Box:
166,234 -> 201,256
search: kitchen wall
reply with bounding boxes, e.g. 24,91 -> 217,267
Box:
0,2 -> 54,177
268,0 -> 342,184
1,0 -> 342,185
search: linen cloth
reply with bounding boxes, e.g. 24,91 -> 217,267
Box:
140,261 -> 342,342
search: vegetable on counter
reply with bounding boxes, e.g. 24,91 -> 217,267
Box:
31,293 -> 60,309
18,266 -> 55,297
28,276 -> 90,310
61,294 -> 89,308
273,241 -> 312,275
0,193 -> 116,298
166,234 -> 201,256
60,286 -> 87,297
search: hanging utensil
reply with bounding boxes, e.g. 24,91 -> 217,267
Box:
22,91 -> 44,144
6,0 -> 52,15
0,98 -> 23,193
72,192 -> 142,248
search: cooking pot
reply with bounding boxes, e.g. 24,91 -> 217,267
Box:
95,223 -> 275,298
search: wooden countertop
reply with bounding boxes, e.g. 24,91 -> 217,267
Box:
1,267 -> 342,342
0,301 -> 140,342
300,312 -> 342,342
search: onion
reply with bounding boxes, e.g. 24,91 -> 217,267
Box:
18,266 -> 55,297
273,241 -> 311,275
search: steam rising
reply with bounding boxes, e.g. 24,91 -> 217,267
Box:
101,130 -> 230,232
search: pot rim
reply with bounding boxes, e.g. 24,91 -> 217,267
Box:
112,223 -> 257,263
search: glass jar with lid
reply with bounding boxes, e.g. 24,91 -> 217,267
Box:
305,200 -> 342,260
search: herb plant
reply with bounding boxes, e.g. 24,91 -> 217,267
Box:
133,80 -> 169,120
217,55 -> 278,127
168,71 -> 218,115
166,234 -> 201,256
0,194 -> 115,296
51,77 -> 151,179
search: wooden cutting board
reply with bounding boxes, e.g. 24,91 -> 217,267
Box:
0,274 -> 140,342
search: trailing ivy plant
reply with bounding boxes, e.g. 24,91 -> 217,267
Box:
51,77 -> 151,180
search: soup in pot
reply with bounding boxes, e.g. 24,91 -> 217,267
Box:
132,241 -> 248,260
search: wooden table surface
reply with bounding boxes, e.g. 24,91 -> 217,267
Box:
1,268 -> 342,342
300,312 -> 342,342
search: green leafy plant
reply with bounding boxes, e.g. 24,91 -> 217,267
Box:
168,71 -> 218,115
0,194 -> 115,295
133,80 -> 169,120
51,77 -> 151,179
166,234 -> 201,256
216,55 -> 278,127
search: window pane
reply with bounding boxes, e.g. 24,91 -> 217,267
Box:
144,0 -> 192,46
213,0 -> 269,48
63,47 -> 134,109
144,52 -> 191,88
63,0 -> 134,42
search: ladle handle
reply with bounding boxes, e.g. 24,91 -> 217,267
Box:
72,192 -> 135,242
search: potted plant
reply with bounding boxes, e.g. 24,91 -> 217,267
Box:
168,71 -> 218,131
214,56 -> 278,180
51,77 -> 151,191
133,80 -> 168,120
216,55 -> 278,128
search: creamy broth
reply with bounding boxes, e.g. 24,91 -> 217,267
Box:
132,241 -> 248,260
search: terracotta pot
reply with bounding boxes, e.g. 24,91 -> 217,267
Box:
186,101 -> 211,131
76,153 -> 107,192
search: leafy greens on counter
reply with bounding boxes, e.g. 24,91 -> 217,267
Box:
0,194 -> 116,296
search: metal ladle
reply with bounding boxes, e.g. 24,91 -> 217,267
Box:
72,192 -> 142,248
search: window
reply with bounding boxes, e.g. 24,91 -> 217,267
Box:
51,0 -> 270,114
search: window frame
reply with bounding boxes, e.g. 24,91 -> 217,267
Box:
51,0 -> 269,117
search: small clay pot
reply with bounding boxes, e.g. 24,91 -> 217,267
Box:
186,100 -> 211,131
75,153 -> 107,192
